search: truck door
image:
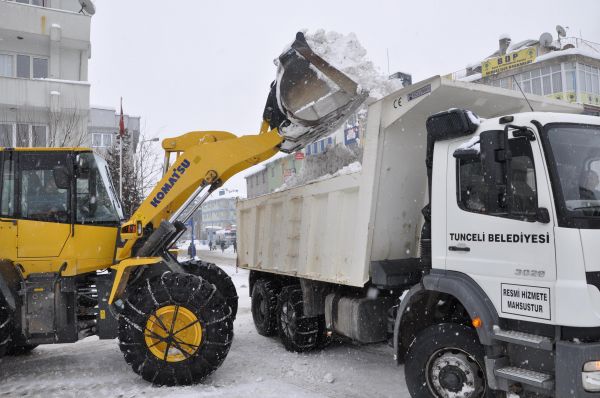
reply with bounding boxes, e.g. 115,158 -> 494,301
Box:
445,129 -> 556,323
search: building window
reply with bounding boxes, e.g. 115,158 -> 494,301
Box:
0,124 -> 12,147
16,124 -> 29,146
565,62 -> 577,93
513,64 -> 563,96
0,54 -> 13,78
578,63 -> 600,95
17,55 -> 30,78
32,125 -> 47,147
91,133 -> 115,148
2,53 -> 48,79
14,0 -> 47,6
32,57 -> 48,79
0,124 -> 49,147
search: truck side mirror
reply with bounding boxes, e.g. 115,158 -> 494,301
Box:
536,207 -> 550,224
453,137 -> 480,161
53,165 -> 71,190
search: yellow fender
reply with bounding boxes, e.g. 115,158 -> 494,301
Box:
108,257 -> 162,304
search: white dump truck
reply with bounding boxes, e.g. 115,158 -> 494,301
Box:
237,75 -> 600,397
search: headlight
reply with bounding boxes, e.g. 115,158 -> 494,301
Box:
583,361 -> 600,392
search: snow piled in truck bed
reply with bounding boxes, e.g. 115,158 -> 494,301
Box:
303,29 -> 403,99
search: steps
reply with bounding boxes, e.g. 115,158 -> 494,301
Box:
491,326 -> 555,391
492,325 -> 554,350
495,366 -> 555,390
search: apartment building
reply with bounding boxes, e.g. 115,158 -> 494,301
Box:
0,0 -> 93,148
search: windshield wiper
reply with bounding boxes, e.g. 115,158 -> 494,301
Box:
572,205 -> 600,211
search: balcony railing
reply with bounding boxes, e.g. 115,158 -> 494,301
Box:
0,75 -> 90,110
0,0 -> 91,47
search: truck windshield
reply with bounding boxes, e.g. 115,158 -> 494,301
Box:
75,153 -> 124,225
546,124 -> 600,223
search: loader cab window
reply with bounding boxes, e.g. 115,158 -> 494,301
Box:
75,153 -> 123,225
1,154 -> 15,217
19,153 -> 69,223
457,137 -> 538,219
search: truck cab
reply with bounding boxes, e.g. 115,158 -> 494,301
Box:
440,113 -> 600,330
418,110 -> 600,396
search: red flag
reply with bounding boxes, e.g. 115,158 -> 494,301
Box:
119,97 -> 125,138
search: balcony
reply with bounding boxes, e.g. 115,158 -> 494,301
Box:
0,1 -> 91,50
0,75 -> 90,111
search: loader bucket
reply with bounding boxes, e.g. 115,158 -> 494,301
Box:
273,32 -> 368,153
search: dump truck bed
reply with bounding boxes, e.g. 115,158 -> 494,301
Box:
237,76 -> 583,287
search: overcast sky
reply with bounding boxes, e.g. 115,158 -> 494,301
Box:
88,0 -> 600,197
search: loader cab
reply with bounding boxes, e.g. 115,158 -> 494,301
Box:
0,149 -> 123,226
0,148 -> 123,276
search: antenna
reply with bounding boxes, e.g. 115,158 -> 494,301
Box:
511,75 -> 534,112
386,48 -> 390,75
556,25 -> 567,38
78,0 -> 96,15
539,32 -> 553,48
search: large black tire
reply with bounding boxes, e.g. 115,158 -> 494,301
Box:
180,260 -> 238,320
118,272 -> 234,386
405,323 -> 494,398
251,279 -> 280,336
6,339 -> 37,355
0,295 -> 12,358
276,285 -> 322,353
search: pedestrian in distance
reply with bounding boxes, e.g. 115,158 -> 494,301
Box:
220,241 -> 225,253
233,241 -> 237,254
209,240 -> 213,251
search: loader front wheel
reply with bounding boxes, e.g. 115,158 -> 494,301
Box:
0,294 -> 12,358
180,260 -> 238,319
119,272 -> 233,386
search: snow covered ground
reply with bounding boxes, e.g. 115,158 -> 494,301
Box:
0,249 -> 409,398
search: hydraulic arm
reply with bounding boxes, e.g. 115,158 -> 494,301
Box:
108,32 -> 368,303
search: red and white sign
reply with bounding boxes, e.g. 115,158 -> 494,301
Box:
294,152 -> 305,160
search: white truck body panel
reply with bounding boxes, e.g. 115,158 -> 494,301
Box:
237,76 -> 583,287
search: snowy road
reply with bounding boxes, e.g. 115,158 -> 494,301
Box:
0,249 -> 409,398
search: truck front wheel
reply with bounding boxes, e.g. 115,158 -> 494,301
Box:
118,272 -> 234,386
405,323 -> 491,398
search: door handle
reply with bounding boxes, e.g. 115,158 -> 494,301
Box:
449,246 -> 470,252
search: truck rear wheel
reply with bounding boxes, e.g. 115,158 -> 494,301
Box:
276,285 -> 321,352
251,279 -> 280,336
180,260 -> 238,319
6,341 -> 37,355
119,272 -> 234,386
405,323 -> 491,398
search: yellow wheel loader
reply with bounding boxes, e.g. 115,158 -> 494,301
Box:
0,33 -> 367,385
